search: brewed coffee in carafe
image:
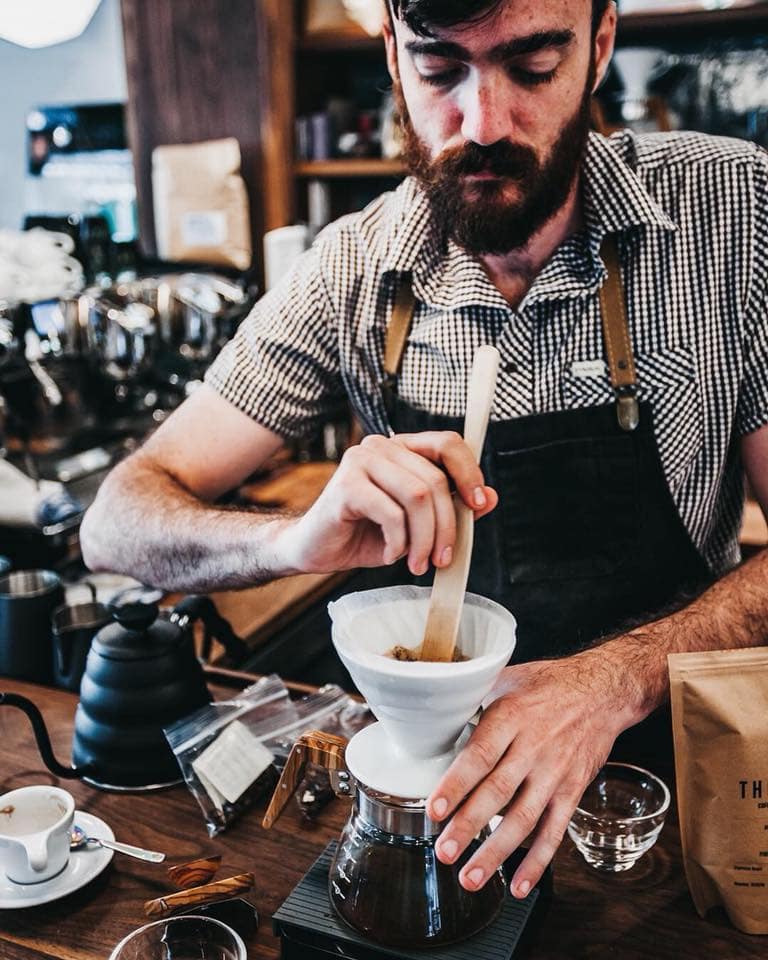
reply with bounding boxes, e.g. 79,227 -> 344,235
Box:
330,787 -> 505,948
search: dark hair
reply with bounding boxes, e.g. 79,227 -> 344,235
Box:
389,0 -> 612,37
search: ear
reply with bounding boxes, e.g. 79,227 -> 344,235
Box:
382,16 -> 399,83
591,0 -> 617,92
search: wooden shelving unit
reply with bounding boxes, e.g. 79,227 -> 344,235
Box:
295,158 -> 405,178
618,1 -> 768,42
292,6 -> 396,222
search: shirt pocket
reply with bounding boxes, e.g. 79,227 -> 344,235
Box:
564,344 -> 702,495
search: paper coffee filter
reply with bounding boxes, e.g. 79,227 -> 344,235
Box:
329,586 -> 516,776
329,584 -> 514,668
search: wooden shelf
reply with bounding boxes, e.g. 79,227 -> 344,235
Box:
295,158 -> 406,178
618,1 -> 768,41
298,32 -> 384,53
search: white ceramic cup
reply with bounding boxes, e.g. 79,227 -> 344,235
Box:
0,785 -> 75,883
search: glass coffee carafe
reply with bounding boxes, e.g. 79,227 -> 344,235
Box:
264,728 -> 505,949
330,780 -> 505,948
264,585 -> 518,950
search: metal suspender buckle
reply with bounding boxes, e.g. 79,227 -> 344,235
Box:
616,386 -> 639,432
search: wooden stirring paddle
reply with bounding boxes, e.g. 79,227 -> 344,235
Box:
419,345 -> 500,662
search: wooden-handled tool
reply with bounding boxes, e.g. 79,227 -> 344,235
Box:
262,730 -> 347,829
144,872 -> 255,919
420,346 -> 500,662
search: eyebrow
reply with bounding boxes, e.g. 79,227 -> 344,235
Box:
405,30 -> 575,63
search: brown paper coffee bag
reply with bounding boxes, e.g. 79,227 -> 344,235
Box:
152,138 -> 252,270
669,647 -> 768,935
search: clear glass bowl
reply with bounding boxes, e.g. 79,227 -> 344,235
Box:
108,915 -> 247,960
567,762 -> 670,872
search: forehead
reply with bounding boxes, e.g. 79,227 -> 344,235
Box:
395,0 -> 592,47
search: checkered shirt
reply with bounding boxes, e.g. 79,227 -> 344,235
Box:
206,130 -> 768,576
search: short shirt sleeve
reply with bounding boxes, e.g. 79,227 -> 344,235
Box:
736,146 -> 768,437
204,232 -> 346,441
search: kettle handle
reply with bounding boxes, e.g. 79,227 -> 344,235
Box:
0,692 -> 91,779
262,730 -> 348,829
170,596 -> 248,666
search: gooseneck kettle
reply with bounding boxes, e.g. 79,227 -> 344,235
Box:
0,597 -> 245,790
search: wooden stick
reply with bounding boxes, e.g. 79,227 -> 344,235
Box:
144,873 -> 255,919
420,346 -> 500,662
167,855 -> 222,889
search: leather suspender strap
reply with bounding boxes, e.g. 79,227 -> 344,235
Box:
382,241 -> 639,433
598,236 -> 640,432
381,272 -> 416,424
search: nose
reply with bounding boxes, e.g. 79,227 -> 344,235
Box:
460,69 -> 513,146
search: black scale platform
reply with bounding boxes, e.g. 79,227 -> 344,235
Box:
272,841 -> 546,960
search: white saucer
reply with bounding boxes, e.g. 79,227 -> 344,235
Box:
0,810 -> 114,908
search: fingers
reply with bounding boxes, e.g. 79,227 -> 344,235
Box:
428,714 -> 532,887
455,777 -> 574,896
427,700 -> 521,823
392,431 -> 492,514
303,431 -> 497,576
507,795 -> 575,897
334,468 -> 409,564
348,434 -> 495,574
356,436 -> 455,572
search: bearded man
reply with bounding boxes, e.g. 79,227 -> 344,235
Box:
82,0 -> 768,898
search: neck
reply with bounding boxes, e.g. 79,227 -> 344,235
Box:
479,177 -> 583,309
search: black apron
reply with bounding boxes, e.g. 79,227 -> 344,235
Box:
378,238 -> 712,762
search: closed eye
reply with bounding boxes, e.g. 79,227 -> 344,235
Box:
511,67 -> 557,86
420,68 -> 465,88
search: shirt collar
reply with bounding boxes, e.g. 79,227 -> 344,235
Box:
380,130 -> 677,310
582,131 -> 677,240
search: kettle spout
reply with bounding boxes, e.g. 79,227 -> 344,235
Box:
0,692 -> 92,780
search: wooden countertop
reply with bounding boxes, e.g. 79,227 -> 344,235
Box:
0,674 -> 764,959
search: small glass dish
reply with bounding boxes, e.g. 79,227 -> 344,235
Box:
567,762 -> 670,872
108,915 -> 247,960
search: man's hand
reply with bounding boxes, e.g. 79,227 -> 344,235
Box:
280,431 -> 497,575
426,651 -> 644,897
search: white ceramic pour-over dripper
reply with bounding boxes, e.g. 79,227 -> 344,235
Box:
329,585 -> 516,799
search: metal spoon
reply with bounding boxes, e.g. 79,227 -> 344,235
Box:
69,824 -> 166,863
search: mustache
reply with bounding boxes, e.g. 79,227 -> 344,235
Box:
434,140 -> 539,181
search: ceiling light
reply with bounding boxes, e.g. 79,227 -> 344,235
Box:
0,0 -> 102,50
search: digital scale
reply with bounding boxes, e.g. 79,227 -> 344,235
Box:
273,842 -> 550,960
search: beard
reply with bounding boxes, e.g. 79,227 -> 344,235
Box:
393,76 -> 594,256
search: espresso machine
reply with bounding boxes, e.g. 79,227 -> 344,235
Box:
265,586 -> 545,958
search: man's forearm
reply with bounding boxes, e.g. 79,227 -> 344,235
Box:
80,454 -> 300,592
579,548 -> 768,726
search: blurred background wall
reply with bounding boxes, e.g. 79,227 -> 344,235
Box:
0,0 -> 126,231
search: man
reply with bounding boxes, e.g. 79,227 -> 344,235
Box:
82,0 -> 768,901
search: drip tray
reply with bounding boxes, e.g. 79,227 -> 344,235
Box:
273,841 -> 547,960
